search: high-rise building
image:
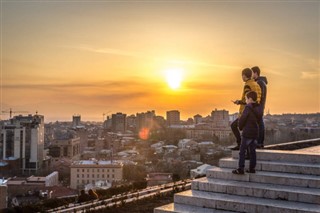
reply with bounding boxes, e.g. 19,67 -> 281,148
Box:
0,114 -> 45,174
126,114 -> 136,131
166,110 -> 180,126
72,115 -> 81,127
111,113 -> 126,133
136,110 -> 155,131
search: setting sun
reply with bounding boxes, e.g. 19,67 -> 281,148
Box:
165,68 -> 183,90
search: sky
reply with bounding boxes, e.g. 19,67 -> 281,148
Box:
1,0 -> 319,122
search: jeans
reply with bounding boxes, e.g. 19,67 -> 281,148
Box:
258,119 -> 265,146
239,137 -> 257,170
231,118 -> 241,146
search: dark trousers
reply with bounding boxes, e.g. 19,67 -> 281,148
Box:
231,118 -> 241,146
258,118 -> 265,146
239,137 -> 257,170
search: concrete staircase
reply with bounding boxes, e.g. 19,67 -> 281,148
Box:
154,148 -> 320,213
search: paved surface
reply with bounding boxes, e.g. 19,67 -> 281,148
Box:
298,145 -> 320,153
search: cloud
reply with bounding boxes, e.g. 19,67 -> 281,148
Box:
301,71 -> 320,80
71,45 -> 242,70
2,79 -> 153,90
166,59 -> 241,70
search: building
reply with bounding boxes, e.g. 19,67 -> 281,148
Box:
177,139 -> 198,150
26,171 -> 59,187
194,114 -> 203,124
0,114 -> 45,174
70,160 -> 123,190
0,179 -> 7,210
7,171 -> 59,197
75,127 -> 88,153
136,110 -> 155,132
167,110 -> 180,126
72,115 -> 81,128
211,109 -> 229,127
186,123 -> 231,141
49,137 -> 80,159
126,114 -> 136,131
111,113 -> 127,133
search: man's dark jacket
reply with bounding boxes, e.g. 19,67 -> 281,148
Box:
238,103 -> 263,139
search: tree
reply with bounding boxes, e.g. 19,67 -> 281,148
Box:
123,164 -> 146,182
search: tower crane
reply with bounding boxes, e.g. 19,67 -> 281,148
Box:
1,108 -> 29,119
103,111 -> 112,121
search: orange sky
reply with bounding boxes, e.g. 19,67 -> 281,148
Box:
1,1 -> 319,122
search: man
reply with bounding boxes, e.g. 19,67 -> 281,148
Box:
231,68 -> 261,150
252,66 -> 268,148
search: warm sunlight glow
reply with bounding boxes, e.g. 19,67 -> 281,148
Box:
165,68 -> 183,90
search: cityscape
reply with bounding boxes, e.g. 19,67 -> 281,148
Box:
1,0 -> 319,212
0,109 -> 319,211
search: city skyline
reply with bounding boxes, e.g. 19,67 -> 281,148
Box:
1,1 -> 319,122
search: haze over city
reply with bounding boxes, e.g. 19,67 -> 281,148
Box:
1,1 -> 319,122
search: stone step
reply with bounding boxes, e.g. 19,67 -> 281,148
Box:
219,157 -> 320,175
192,177 -> 320,204
231,149 -> 320,164
206,167 -> 320,188
174,190 -> 320,213
154,203 -> 235,213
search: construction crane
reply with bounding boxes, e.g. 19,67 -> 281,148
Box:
102,111 -> 112,121
1,108 -> 29,119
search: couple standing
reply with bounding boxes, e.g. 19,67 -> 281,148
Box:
231,66 -> 268,174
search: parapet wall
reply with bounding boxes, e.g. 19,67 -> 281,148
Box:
265,138 -> 320,150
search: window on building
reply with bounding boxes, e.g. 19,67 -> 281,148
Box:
112,169 -> 115,172
107,174 -> 109,178
97,169 -> 99,172
82,174 -> 84,178
92,174 -> 94,178
97,174 -> 99,178
87,169 -> 89,172
102,174 -> 105,178
77,169 -> 79,172
102,169 -> 104,172
112,174 -> 115,178
82,169 -> 84,172
77,174 -> 79,178
87,174 -> 89,178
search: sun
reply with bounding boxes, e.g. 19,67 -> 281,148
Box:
165,68 -> 183,90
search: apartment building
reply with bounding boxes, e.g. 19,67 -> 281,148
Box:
70,160 -> 123,190
0,114 -> 44,174
111,113 -> 127,133
166,110 -> 180,126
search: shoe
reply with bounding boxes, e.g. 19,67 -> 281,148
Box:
246,168 -> 256,173
232,168 -> 244,175
231,145 -> 240,150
